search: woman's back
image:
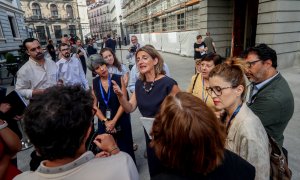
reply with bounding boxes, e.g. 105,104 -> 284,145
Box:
152,150 -> 255,180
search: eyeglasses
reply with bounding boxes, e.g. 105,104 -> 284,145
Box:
206,86 -> 233,96
246,59 -> 262,68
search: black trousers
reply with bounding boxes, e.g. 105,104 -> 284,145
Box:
144,129 -> 164,177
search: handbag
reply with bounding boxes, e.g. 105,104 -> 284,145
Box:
268,134 -> 292,180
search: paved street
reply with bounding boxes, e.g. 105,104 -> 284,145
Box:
12,48 -> 300,180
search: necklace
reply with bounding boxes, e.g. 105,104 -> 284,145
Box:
143,80 -> 155,93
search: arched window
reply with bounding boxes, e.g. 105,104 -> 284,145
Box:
66,5 -> 73,18
32,3 -> 41,16
50,4 -> 58,17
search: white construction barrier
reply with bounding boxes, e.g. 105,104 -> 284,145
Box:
130,30 -> 200,57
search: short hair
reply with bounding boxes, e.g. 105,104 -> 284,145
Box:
58,43 -> 69,51
23,86 -> 94,160
244,43 -> 277,68
107,34 -> 111,38
209,57 -> 247,100
23,38 -> 39,50
151,92 -> 226,174
100,48 -> 121,71
201,53 -> 224,66
135,46 -> 166,81
130,35 -> 137,39
196,35 -> 202,40
88,54 -> 107,71
63,34 -> 68,37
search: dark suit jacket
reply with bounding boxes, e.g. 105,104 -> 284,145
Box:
105,38 -> 116,52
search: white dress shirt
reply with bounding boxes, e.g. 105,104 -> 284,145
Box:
15,57 -> 58,99
56,57 -> 89,90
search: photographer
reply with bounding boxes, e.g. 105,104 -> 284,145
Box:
126,35 -> 141,70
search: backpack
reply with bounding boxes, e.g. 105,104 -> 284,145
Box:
268,134 -> 292,180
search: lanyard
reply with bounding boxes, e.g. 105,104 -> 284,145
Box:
99,75 -> 111,108
226,104 -> 242,132
202,77 -> 208,104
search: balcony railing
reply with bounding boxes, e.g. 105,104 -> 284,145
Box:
25,15 -> 79,22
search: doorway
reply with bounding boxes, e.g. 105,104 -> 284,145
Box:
232,0 -> 258,57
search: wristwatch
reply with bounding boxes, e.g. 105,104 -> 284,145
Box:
0,120 -> 8,130
101,118 -> 108,124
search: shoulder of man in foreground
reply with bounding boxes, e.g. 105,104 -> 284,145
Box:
14,152 -> 138,180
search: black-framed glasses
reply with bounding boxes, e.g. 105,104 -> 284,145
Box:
246,59 -> 262,68
206,86 -> 233,96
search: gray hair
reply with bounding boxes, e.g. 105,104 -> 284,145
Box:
87,54 -> 107,71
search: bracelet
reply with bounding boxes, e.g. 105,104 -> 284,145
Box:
0,120 -> 8,130
101,118 -> 108,124
109,146 -> 119,155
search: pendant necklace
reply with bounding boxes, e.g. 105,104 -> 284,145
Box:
143,78 -> 155,93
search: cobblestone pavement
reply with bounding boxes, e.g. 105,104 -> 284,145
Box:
13,48 -> 300,180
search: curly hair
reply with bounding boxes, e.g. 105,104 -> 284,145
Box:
23,85 -> 94,160
151,92 -> 226,174
244,43 -> 277,68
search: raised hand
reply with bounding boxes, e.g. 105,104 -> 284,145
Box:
111,80 -> 123,97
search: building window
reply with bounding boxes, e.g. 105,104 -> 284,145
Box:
32,3 -> 41,17
151,21 -> 154,32
162,18 -> 167,32
0,22 -> 4,38
69,25 -> 76,35
177,13 -> 185,30
50,4 -> 58,17
36,26 -> 46,45
54,25 -> 62,39
66,5 -> 74,18
8,16 -> 19,38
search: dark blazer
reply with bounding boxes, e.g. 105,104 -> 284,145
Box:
248,73 -> 294,147
105,38 -> 116,52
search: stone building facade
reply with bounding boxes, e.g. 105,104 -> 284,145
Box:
20,0 -> 81,45
122,0 -> 300,68
88,1 -> 110,39
0,0 -> 26,58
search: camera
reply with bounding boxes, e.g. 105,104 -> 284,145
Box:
130,45 -> 137,53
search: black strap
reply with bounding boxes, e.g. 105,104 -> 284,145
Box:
192,73 -> 200,92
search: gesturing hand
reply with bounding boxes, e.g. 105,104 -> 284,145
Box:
93,134 -> 117,152
111,80 -> 123,97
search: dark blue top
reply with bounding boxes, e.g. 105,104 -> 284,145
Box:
93,74 -> 129,122
152,150 -> 255,180
135,76 -> 177,117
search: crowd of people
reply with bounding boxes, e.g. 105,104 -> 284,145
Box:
0,32 -> 295,180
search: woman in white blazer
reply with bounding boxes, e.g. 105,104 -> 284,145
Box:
207,57 -> 270,180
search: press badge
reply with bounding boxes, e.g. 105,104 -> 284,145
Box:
106,109 -> 111,120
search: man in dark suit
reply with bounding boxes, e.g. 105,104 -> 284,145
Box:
105,34 -> 116,53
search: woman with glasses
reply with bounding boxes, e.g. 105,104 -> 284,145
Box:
112,46 -> 180,177
88,54 -> 135,162
100,48 -> 129,87
207,58 -> 270,180
187,53 -> 223,110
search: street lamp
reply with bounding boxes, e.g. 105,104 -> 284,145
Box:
119,15 -> 124,63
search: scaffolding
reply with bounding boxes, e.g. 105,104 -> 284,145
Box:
122,0 -> 200,35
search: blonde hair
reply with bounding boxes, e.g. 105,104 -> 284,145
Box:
135,46 -> 165,81
209,57 -> 247,100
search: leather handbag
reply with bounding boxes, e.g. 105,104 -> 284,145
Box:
268,134 -> 292,180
